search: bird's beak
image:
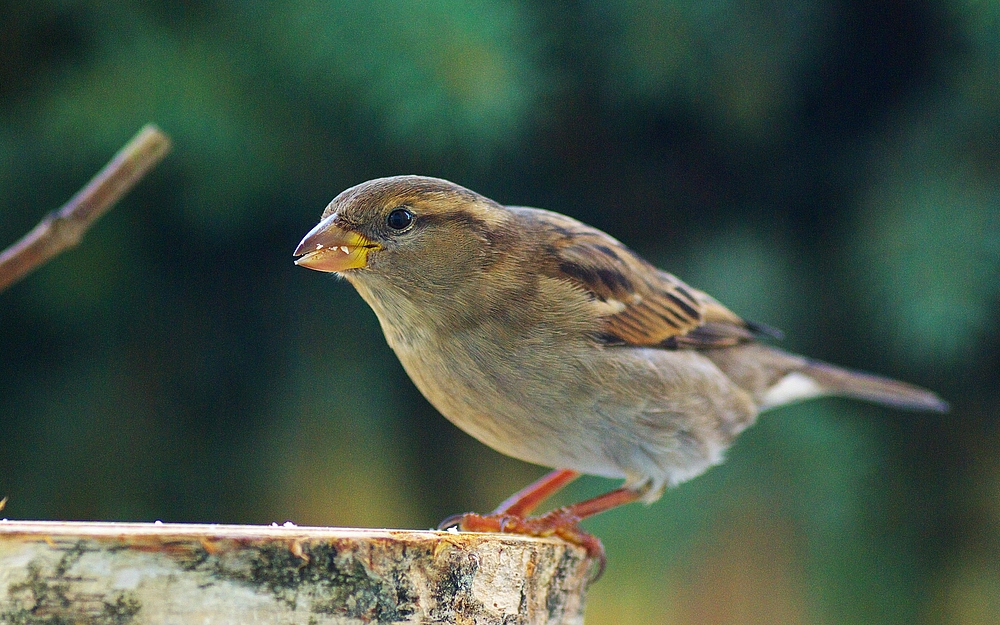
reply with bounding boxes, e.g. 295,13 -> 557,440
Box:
293,214 -> 381,273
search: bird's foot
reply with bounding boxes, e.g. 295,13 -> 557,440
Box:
438,508 -> 606,580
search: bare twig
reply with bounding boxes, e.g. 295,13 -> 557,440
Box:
0,124 -> 172,293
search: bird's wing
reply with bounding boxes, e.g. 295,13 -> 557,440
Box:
522,207 -> 770,349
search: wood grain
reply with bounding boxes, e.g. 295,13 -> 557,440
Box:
0,521 -> 592,624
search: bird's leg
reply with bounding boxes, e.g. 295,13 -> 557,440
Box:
437,469 -> 579,533
547,485 -> 648,521
439,477 -> 647,580
517,486 -> 646,551
493,468 -> 581,516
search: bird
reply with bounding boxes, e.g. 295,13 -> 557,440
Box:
293,175 -> 947,568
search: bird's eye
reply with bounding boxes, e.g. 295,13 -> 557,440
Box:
386,207 -> 413,230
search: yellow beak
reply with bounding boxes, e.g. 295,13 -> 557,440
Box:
293,214 -> 381,273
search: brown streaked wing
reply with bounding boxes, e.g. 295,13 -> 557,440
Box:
522,207 -> 757,349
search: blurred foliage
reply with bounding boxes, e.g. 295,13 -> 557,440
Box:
586,0 -> 832,142
1,1 -> 998,623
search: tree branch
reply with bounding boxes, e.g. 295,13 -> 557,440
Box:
0,124 -> 172,294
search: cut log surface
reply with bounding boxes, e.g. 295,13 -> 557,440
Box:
0,521 -> 592,625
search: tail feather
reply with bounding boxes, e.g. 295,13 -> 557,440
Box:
704,344 -> 949,413
798,359 -> 949,412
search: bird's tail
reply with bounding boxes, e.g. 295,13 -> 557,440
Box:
707,344 -> 949,413
785,358 -> 949,412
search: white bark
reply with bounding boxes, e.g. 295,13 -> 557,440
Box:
0,521 -> 592,624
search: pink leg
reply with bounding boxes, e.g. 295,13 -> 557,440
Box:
439,478 -> 647,581
553,486 -> 646,522
493,469 -> 581,516
437,468 -> 579,532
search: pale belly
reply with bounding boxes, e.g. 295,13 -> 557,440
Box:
390,331 -> 757,492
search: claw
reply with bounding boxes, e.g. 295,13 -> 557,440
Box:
438,512 -> 518,533
434,475 -> 639,583
437,512 -> 469,531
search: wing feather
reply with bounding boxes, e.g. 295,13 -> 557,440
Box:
516,206 -> 768,349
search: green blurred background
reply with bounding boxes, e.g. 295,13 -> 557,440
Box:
1,1 -> 998,622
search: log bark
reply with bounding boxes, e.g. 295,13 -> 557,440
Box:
0,521 -> 592,624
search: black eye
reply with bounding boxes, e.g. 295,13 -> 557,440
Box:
386,207 -> 413,230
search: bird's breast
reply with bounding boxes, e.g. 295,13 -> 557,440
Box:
377,293 -> 630,473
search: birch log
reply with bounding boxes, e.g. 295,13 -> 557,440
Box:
0,521 -> 592,625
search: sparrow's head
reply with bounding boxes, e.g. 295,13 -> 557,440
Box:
294,176 -> 516,298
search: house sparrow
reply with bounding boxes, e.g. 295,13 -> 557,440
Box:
294,175 -> 947,566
